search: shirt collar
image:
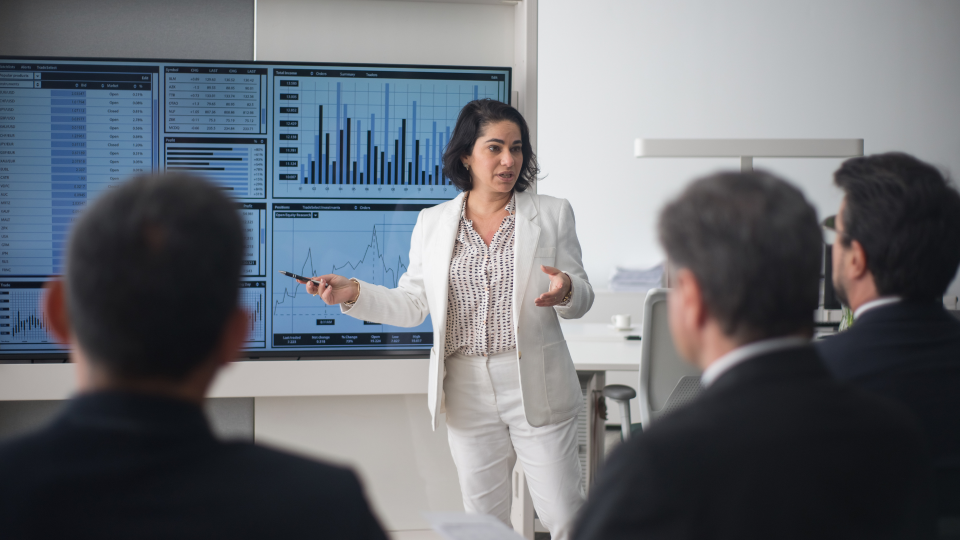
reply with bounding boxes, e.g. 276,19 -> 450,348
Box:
460,192 -> 516,220
504,193 -> 516,215
701,336 -> 810,387
854,296 -> 902,319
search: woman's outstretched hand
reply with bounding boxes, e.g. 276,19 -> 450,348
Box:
535,265 -> 571,307
297,274 -> 360,306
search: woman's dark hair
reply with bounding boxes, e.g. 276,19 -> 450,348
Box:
442,99 -> 539,192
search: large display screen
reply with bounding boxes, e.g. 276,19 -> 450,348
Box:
0,57 -> 511,359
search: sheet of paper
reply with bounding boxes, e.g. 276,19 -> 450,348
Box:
610,262 -> 664,292
425,512 -> 526,540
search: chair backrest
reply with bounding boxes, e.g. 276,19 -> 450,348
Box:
638,289 -> 704,426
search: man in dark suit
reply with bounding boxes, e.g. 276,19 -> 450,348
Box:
0,173 -> 388,540
573,171 -> 930,540
816,152 -> 960,528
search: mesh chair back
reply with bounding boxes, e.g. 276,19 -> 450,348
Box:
638,289 -> 704,426
657,376 -> 703,420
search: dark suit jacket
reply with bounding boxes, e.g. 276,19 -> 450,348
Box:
816,301 -> 960,468
0,391 -> 388,540
573,346 -> 931,540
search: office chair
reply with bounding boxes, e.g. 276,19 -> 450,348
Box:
604,289 -> 704,441
603,384 -> 636,441
638,289 -> 704,426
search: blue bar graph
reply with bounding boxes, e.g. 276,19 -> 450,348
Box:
273,70 -> 508,199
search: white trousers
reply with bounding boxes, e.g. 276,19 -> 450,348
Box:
443,350 -> 585,540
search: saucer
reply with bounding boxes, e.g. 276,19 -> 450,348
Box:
607,325 -> 636,332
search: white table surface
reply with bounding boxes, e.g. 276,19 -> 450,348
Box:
561,322 -> 642,372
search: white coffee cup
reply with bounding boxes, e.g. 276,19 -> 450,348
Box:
611,314 -> 632,330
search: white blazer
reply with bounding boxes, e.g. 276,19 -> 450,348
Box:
343,190 -> 594,430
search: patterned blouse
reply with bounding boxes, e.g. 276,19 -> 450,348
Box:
444,194 -> 518,358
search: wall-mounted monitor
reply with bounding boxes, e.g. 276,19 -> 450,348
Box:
0,56 -> 511,360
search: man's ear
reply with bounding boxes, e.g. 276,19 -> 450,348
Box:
846,239 -> 870,280
668,267 -> 707,366
43,280 -> 71,345
674,268 -> 707,330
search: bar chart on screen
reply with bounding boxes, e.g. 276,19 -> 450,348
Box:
271,68 -> 508,199
0,282 -> 63,351
163,137 -> 266,198
239,281 -> 266,348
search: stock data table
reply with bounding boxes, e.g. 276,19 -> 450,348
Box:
164,66 -> 267,134
0,64 -> 157,276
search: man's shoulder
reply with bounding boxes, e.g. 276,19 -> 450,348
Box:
637,352 -> 921,449
604,395 -> 724,477
0,431 -> 385,539
578,355 -> 929,540
0,422 -> 65,471
605,357 -> 926,490
814,323 -> 871,369
816,302 -> 960,378
0,421 -> 362,496
220,441 -> 355,479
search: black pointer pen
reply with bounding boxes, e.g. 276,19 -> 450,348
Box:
278,271 -> 329,287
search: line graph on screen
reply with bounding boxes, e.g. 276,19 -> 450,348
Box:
270,204 -> 433,344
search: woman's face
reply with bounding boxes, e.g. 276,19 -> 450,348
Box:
462,120 -> 523,195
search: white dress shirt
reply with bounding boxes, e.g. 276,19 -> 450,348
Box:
701,336 -> 810,387
853,296 -> 902,319
445,194 -> 518,358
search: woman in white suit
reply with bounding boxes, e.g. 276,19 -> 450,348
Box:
300,99 -> 593,540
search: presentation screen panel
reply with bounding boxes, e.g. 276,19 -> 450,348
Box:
0,56 -> 511,360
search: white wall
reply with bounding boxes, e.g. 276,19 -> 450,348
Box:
0,0 -> 254,60
256,0 -> 515,66
538,0 -> 960,299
